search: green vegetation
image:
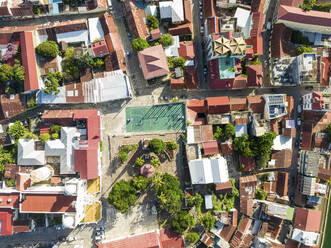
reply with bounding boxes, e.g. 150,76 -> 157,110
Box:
167,56 -> 186,69
299,0 -> 331,12
132,176 -> 149,191
44,71 -> 62,95
23,132 -> 37,139
35,41 -> 60,58
147,15 -> 159,30
291,30 -> 312,45
8,121 -> 26,140
213,126 -> 223,140
62,47 -> 80,82
187,193 -> 203,209
76,53 -> 94,70
159,34 -> 174,47
120,144 -> 138,153
150,157 -> 160,167
213,124 -> 235,141
149,138 -> 166,154
50,125 -> 61,135
166,141 -> 178,151
118,151 -> 129,164
108,180 -> 137,213
255,188 -> 267,200
250,56 -> 262,65
135,157 -> 145,167
153,173 -> 184,214
0,60 -> 25,93
323,123 -> 331,142
202,214 -> 216,230
228,67 -> 236,72
39,133 -> 50,143
185,232 -> 199,244
7,178 -> 15,187
297,46 -> 313,55
0,146 -> 14,178
51,133 -> 59,140
171,210 -> 195,234
132,38 -> 150,51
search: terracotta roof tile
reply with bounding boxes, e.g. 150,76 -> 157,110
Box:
168,23 -> 193,36
230,97 -> 248,111
293,208 -> 322,232
207,96 -> 230,114
178,41 -> 195,60
184,66 -> 199,89
203,141 -> 219,155
247,64 -> 263,87
271,24 -> 296,58
0,193 -> 20,209
171,78 -> 185,90
183,0 -> 192,23
0,209 -> 13,236
220,142 -> 233,155
270,149 -> 292,169
277,171 -> 288,196
13,220 -> 30,233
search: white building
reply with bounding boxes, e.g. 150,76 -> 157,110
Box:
291,228 -> 320,246
159,0 -> 184,23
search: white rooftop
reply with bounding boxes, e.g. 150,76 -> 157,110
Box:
205,195 -> 213,210
159,0 -> 184,23
18,139 -> 45,166
291,228 -> 320,246
88,17 -> 105,44
56,30 -> 89,46
189,157 -> 229,184
234,7 -> 250,28
164,35 -> 180,56
145,5 -> 157,17
272,135 -> 292,150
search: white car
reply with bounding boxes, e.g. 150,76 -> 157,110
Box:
297,118 -> 301,126
297,105 -> 302,113
201,26 -> 204,34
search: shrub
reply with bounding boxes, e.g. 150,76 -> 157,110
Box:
147,15 -> 159,30
8,121 -> 26,140
159,34 -> 174,47
202,214 -> 216,230
108,180 -> 137,213
44,71 -> 63,95
50,125 -> 61,134
173,57 -> 186,68
76,54 -> 94,70
166,141 -> 178,151
132,176 -> 149,191
132,38 -> 150,51
23,132 -> 36,139
255,188 -> 267,200
151,157 -> 160,167
297,46 -> 313,55
0,64 -> 14,83
291,30 -> 312,45
118,151 -> 129,164
39,133 -> 50,143
7,178 -> 15,187
135,157 -> 145,167
27,97 -> 36,109
149,138 -> 166,154
93,58 -> 105,70
171,210 -> 195,234
213,126 -> 223,140
35,41 -> 60,58
224,124 -> 235,140
120,145 -> 137,153
185,232 -> 199,244
51,133 -> 59,140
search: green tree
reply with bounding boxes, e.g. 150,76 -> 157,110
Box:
324,123 -> 331,142
62,47 -> 80,82
108,180 -> 138,213
8,121 -> 26,140
51,133 -> 59,140
297,46 -> 313,55
147,15 -> 159,30
185,232 -> 199,244
132,176 -> 149,191
171,210 -> 195,234
35,41 -> 60,58
202,214 -> 216,230
118,151 -> 129,164
166,141 -> 178,151
167,56 -> 175,69
13,61 -> 25,83
159,34 -> 174,47
23,132 -> 36,139
224,124 -> 235,140
252,132 -> 276,155
50,125 -> 61,135
132,38 -> 150,51
255,188 -> 267,200
230,179 -> 239,197
44,71 -> 62,95
39,133 -> 50,143
213,126 -> 223,140
173,57 -> 186,68
154,173 -> 184,213
151,157 -> 160,167
149,138 -> 166,154
76,54 -> 94,70
0,64 -> 14,83
233,134 -> 255,157
93,58 -> 105,70
135,157 -> 145,167
0,146 -> 14,177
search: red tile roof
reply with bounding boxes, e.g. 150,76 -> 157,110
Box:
91,40 -> 109,57
245,12 -> 265,55
138,45 -> 169,80
171,78 -> 185,90
230,97 -> 248,111
184,66 -> 199,89
278,5 -> 331,27
280,0 -> 303,6
203,141 -> 219,155
208,58 -> 235,90
271,24 -> 296,58
293,208 -> 322,232
247,65 -> 263,87
150,29 -> 161,40
168,23 -> 193,36
74,143 -> 99,180
178,41 -> 195,60
13,220 -> 30,233
0,94 -> 25,120
98,229 -> 184,248
207,97 -> 230,114
4,164 -> 19,179
247,95 -> 265,113
183,0 -> 192,23
203,0 -> 216,19
73,109 -> 101,141
20,32 -> 39,92
20,194 -> 76,213
0,209 -> 13,236
277,172 -> 288,196
0,193 -> 20,209
215,181 -> 232,194
233,75 -> 248,89
123,0 -> 148,39
251,0 -> 266,12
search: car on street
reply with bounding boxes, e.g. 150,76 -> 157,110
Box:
203,67 -> 208,75
297,118 -> 301,126
297,105 -> 302,113
200,26 -> 204,34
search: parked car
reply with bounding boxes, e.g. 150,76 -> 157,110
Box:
96,226 -> 105,232
297,118 -> 301,126
203,67 -> 208,75
67,237 -> 77,241
128,33 -> 132,40
297,105 -> 302,113
200,26 -> 204,34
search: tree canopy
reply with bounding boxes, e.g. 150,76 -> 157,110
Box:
8,121 -> 26,140
35,41 -> 60,58
153,173 -> 184,214
224,124 -> 235,140
0,146 -> 14,178
0,64 -> 14,84
159,34 -> 174,47
171,210 -> 195,234
185,232 -> 199,244
202,214 -> 216,230
108,180 -> 138,213
44,71 -> 62,95
62,47 -> 80,82
166,141 -> 178,151
132,176 -> 149,191
76,54 -> 94,70
147,15 -> 159,30
149,138 -> 166,154
297,46 -> 313,55
132,38 -> 150,51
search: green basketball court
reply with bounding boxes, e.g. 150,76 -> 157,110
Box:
126,103 -> 186,132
